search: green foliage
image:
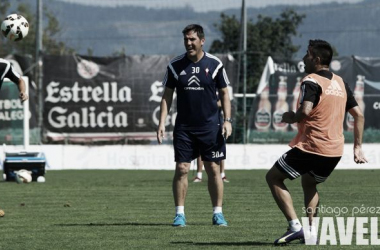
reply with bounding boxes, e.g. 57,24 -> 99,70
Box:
0,170 -> 379,249
0,2 -> 10,20
210,9 -> 305,93
0,1 -> 12,56
208,13 -> 241,53
43,7 -> 74,55
0,0 -> 73,57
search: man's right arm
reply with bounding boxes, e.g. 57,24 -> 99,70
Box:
282,81 -> 317,124
16,77 -> 28,102
348,105 -> 367,164
4,61 -> 29,102
157,87 -> 174,144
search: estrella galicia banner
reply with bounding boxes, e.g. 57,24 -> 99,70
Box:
43,54 -> 236,142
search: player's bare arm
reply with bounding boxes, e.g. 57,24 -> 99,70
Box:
295,101 -> 313,122
348,105 -> 368,164
157,87 -> 174,144
218,87 -> 232,139
17,78 -> 28,102
282,101 -> 313,124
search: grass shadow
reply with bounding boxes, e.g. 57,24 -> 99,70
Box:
55,222 -> 168,227
171,241 -> 274,246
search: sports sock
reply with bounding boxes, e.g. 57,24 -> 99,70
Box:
289,218 -> 302,232
220,172 -> 225,178
175,206 -> 184,215
213,206 -> 222,214
196,172 -> 202,179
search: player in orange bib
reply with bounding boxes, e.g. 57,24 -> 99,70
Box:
265,40 -> 367,245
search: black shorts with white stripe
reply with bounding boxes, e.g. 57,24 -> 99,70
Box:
275,147 -> 341,183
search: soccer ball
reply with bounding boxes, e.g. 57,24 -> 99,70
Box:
15,169 -> 32,184
1,14 -> 29,41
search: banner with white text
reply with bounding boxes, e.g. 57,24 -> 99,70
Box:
43,54 -> 236,142
0,78 -> 38,145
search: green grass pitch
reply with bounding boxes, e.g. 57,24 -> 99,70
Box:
0,169 -> 379,249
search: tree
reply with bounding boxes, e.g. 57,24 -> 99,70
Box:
0,1 -> 12,56
210,9 -> 305,143
210,9 -> 305,93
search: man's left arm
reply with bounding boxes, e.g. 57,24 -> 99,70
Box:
5,64 -> 28,102
348,106 -> 367,164
218,87 -> 232,139
16,77 -> 28,102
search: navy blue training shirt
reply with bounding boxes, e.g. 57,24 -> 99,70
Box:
163,52 -> 230,130
0,58 -> 21,89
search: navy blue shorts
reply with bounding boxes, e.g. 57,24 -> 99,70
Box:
173,126 -> 226,163
275,147 -> 341,183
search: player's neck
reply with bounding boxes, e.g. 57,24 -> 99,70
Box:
315,65 -> 329,72
187,51 -> 204,63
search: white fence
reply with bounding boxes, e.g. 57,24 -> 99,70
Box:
1,144 -> 379,170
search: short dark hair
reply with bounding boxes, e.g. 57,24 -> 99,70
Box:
308,39 -> 333,66
182,24 -> 205,40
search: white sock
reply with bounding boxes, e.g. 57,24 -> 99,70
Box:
213,206 -> 222,214
175,206 -> 184,215
289,218 -> 302,232
220,172 -> 225,178
196,172 -> 202,179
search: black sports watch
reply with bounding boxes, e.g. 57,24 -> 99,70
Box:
224,118 -> 233,123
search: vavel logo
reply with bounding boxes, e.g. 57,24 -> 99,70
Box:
301,216 -> 380,246
184,76 -> 204,90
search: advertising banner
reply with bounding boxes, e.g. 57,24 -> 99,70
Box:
248,56 -> 380,143
0,77 -> 38,144
43,54 -> 235,142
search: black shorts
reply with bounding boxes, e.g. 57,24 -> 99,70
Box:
275,147 -> 341,183
173,127 -> 226,163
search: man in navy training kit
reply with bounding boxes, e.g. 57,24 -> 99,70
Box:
157,24 -> 232,227
193,97 -> 229,183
